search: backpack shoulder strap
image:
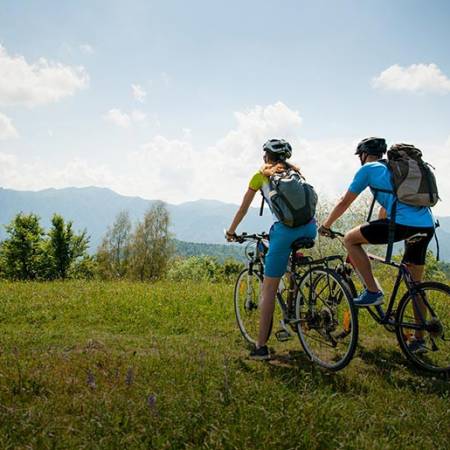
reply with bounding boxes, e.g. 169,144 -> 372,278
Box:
367,159 -> 397,263
259,190 -> 265,216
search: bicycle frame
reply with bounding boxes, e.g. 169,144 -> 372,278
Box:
344,251 -> 437,332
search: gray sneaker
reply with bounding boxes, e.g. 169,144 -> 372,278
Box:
407,338 -> 428,354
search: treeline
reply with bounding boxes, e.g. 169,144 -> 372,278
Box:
0,196 -> 448,282
0,202 -> 244,282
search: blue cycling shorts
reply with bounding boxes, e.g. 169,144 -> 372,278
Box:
264,220 -> 317,278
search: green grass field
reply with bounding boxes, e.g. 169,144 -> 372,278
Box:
0,281 -> 448,449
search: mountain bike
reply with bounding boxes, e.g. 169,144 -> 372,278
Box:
232,232 -> 358,371
323,230 -> 450,373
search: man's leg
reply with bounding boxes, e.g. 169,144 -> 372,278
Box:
405,263 -> 427,340
257,276 -> 280,348
344,226 -> 379,292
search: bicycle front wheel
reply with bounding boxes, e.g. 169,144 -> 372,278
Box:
234,268 -> 271,345
396,281 -> 450,373
295,267 -> 358,371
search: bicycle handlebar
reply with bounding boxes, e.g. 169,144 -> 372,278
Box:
224,229 -> 269,244
319,226 -> 345,239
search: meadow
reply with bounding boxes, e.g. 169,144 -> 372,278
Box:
0,280 -> 448,450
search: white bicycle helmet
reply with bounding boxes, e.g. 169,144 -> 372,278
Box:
262,139 -> 292,160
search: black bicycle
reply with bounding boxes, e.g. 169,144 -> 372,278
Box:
324,229 -> 450,373
232,232 -> 359,371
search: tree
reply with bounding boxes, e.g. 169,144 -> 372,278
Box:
46,214 -> 91,279
129,202 -> 173,281
0,213 -> 45,280
96,211 -> 132,279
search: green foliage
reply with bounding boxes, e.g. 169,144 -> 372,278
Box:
68,255 -> 98,279
167,256 -> 244,282
46,214 -> 91,279
0,213 -> 45,280
0,213 -> 91,281
167,256 -> 221,282
128,202 -> 173,281
96,211 -> 132,279
221,258 -> 245,281
424,251 -> 448,282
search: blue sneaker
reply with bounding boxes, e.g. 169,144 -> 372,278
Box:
353,289 -> 384,307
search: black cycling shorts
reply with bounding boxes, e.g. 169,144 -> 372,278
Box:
360,219 -> 434,265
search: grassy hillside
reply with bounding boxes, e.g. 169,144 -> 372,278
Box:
0,281 -> 448,449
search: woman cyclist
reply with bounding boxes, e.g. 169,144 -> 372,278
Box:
226,139 -> 317,360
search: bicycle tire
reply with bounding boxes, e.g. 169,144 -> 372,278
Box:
395,281 -> 450,373
234,268 -> 272,345
295,267 -> 359,371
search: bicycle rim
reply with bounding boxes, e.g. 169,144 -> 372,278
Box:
396,281 -> 450,373
296,268 -> 358,371
234,269 -> 263,345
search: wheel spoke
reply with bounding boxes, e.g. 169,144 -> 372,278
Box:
296,268 -> 358,371
396,282 -> 450,373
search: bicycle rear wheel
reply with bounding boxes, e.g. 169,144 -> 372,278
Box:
295,267 -> 358,371
234,268 -> 272,345
396,281 -> 450,373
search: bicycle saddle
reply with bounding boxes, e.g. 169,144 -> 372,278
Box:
291,238 -> 315,251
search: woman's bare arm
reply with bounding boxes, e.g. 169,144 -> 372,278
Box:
227,189 -> 257,239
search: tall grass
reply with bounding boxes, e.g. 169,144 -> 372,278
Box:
0,281 -> 448,449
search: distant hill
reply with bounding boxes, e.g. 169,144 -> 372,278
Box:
0,186 -> 448,260
0,186 -> 271,251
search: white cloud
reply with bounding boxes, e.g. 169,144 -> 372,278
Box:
0,112 -> 18,140
126,102 -> 306,203
80,44 -> 94,55
0,152 -> 115,191
3,102 -> 450,217
103,108 -> 131,128
0,44 -> 89,107
103,108 -> 147,128
372,63 -> 450,94
131,84 -> 146,102
131,109 -> 146,122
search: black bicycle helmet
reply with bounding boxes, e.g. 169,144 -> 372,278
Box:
262,138 -> 292,160
355,137 -> 387,156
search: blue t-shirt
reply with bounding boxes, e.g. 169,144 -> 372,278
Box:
348,161 -> 434,228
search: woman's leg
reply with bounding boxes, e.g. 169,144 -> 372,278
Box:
344,226 -> 379,292
257,276 -> 281,348
256,221 -> 317,348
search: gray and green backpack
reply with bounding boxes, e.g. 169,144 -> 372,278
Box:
387,144 -> 439,207
368,143 -> 440,262
260,168 -> 317,227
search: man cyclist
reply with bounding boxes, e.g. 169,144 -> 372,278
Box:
319,137 -> 435,353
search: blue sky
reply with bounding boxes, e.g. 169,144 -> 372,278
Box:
1,1 -> 449,213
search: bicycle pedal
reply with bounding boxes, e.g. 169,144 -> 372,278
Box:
275,330 -> 293,342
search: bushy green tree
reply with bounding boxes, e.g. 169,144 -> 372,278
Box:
45,214 -> 90,279
96,211 -> 132,279
129,202 -> 173,281
0,213 -> 45,280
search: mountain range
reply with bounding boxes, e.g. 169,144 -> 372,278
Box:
0,186 -> 448,260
